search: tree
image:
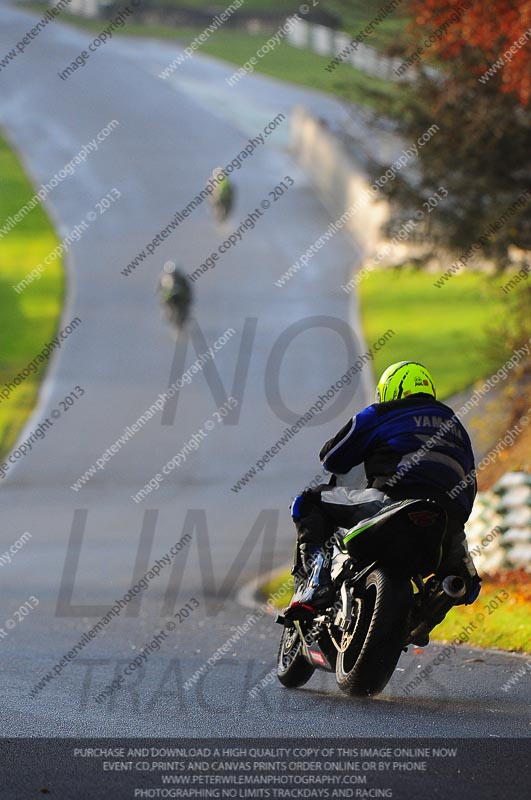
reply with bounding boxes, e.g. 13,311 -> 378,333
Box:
390,0 -> 531,258
410,0 -> 531,106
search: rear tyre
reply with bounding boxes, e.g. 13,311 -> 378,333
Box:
277,624 -> 315,688
336,568 -> 412,697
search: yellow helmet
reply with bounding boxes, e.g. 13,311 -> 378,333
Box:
375,361 -> 436,403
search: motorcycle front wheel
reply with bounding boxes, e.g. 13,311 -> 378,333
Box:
336,568 -> 412,697
276,623 -> 315,688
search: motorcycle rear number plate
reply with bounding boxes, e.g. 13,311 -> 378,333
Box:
309,650 -> 326,666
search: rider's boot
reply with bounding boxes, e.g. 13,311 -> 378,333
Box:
285,543 -> 334,620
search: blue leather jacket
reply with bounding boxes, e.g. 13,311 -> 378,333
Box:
320,395 -> 476,522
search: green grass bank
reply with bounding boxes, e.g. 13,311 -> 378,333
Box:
0,132 -> 64,461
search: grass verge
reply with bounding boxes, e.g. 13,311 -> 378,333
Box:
358,268 -> 505,400
0,131 -> 64,461
431,572 -> 531,653
262,570 -> 531,653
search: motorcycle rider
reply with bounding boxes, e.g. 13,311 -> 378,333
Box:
210,167 -> 234,221
287,361 -> 481,621
158,262 -> 193,329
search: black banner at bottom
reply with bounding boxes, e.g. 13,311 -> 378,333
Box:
0,738 -> 529,799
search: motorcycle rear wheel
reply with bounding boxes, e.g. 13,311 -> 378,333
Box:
277,623 -> 315,688
336,568 -> 412,697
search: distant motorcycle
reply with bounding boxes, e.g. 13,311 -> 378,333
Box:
158,264 -> 193,330
276,498 -> 466,697
209,168 -> 234,223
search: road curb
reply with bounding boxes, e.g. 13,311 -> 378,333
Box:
237,563 -> 292,613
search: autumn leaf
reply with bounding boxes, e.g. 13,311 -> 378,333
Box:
409,0 -> 531,105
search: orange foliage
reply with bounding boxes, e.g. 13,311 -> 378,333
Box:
485,570 -> 531,603
410,0 -> 531,104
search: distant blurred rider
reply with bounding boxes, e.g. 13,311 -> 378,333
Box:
158,262 -> 193,329
210,167 -> 234,221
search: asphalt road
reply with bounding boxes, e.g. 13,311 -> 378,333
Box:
0,2 -> 529,746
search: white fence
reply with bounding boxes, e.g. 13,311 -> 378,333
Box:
55,0 -> 100,17
286,18 -> 410,83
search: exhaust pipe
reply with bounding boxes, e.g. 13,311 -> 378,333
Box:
442,575 -> 467,599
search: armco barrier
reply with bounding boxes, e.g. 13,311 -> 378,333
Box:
289,107 -> 502,281
289,106 -> 435,267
